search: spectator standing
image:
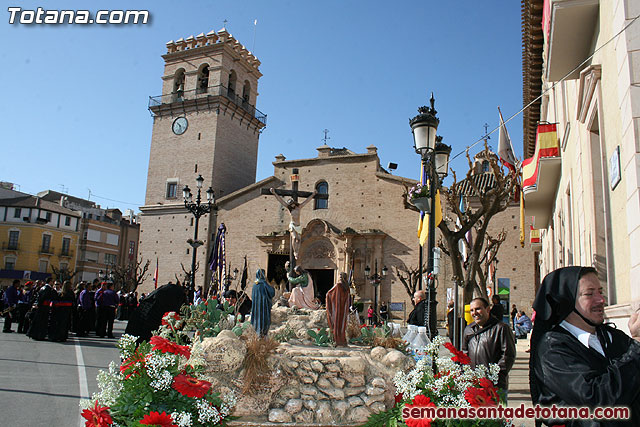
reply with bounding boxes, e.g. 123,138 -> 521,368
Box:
510,304 -> 518,329
379,302 -> 389,323
462,297 -> 516,393
95,282 -> 119,338
17,281 -> 34,333
407,290 -> 427,327
490,294 -> 504,322
2,279 -> 20,333
77,283 -> 93,337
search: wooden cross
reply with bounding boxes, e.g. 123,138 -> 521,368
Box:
261,168 -> 313,203
261,168 -> 322,270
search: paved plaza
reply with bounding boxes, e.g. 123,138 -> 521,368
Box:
0,320 -> 123,427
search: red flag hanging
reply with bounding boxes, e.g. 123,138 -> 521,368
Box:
154,258 -> 158,289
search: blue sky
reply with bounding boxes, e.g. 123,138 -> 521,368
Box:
1,1 -> 523,211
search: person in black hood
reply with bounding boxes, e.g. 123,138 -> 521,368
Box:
529,266 -> 640,426
125,282 -> 187,343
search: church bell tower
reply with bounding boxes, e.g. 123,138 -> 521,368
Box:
139,29 -> 266,290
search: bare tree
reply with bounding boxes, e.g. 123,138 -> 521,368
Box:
51,265 -> 78,283
179,261 -> 199,285
438,147 -> 517,303
111,257 -> 150,292
394,264 -> 425,306
404,144 -> 518,304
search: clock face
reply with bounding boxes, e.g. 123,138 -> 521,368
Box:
172,117 -> 188,135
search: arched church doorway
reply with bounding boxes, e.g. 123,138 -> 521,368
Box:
308,269 -> 335,305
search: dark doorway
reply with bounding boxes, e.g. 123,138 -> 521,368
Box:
308,269 -> 334,305
267,254 -> 289,290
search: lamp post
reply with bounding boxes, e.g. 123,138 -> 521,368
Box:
410,93 -> 452,339
183,174 -> 215,302
364,261 -> 388,325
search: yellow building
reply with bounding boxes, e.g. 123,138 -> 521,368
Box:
0,189 -> 81,287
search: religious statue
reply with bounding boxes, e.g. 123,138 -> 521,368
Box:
326,272 -> 351,346
251,269 -> 275,337
269,187 -> 317,262
287,265 -> 320,310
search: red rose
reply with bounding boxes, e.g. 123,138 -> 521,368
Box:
172,373 -> 212,398
150,336 -> 191,359
139,411 -> 177,427
395,392 -> 404,403
81,401 -> 112,427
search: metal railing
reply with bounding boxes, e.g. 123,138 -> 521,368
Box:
2,242 -> 19,251
148,85 -> 267,125
60,249 -> 74,258
39,246 -> 55,255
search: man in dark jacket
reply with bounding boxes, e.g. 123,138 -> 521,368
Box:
530,266 -> 640,426
407,290 -> 427,326
462,297 -> 516,392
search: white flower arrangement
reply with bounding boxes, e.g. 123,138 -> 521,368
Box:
79,312 -> 235,427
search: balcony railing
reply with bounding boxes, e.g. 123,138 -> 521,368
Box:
2,242 -> 19,251
148,84 -> 267,125
40,246 -> 55,255
60,249 -> 74,258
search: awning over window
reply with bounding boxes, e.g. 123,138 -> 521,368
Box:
523,124 -> 561,229
545,0 -> 599,81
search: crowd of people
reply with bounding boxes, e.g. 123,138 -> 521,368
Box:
1,277 -> 139,342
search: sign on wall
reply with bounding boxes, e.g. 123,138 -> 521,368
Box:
609,146 -> 621,190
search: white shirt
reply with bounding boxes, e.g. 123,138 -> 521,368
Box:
559,320 -> 609,357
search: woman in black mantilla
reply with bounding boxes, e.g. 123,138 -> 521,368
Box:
529,266 -> 640,426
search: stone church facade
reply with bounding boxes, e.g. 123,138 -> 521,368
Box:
138,30 -> 536,323
213,145 -> 420,313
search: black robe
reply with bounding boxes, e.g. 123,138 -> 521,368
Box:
48,290 -> 74,342
530,266 -> 640,426
27,285 -> 58,341
532,325 -> 640,426
125,283 -> 186,342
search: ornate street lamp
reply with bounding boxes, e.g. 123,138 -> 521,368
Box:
365,261 -> 387,325
409,93 -> 451,339
183,174 -> 215,302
